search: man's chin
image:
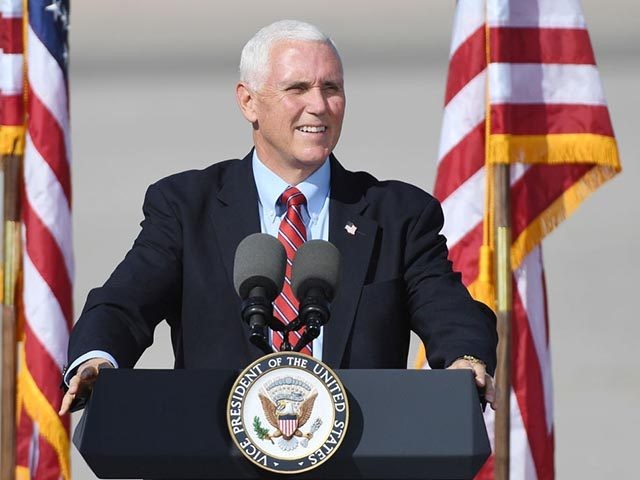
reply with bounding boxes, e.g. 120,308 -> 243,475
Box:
294,148 -> 332,166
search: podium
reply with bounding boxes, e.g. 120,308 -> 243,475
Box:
74,369 -> 490,479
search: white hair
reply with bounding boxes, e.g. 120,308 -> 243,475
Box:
239,20 -> 341,90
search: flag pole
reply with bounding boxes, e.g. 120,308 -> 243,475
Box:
493,163 -> 512,480
1,150 -> 21,480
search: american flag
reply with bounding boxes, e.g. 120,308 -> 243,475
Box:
0,0 -> 25,151
418,0 -> 621,478
1,0 -> 72,479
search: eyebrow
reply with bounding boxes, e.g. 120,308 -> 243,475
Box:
280,80 -> 343,90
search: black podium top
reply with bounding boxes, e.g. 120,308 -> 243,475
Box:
74,369 -> 490,479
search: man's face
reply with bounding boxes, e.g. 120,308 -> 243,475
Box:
242,40 -> 345,179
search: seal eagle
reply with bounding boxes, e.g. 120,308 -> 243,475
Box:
259,390 -> 318,441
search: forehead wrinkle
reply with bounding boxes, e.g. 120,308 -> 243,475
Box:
266,42 -> 342,82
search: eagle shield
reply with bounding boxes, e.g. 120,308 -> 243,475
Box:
278,414 -> 298,438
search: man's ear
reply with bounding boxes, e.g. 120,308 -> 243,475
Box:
236,82 -> 258,124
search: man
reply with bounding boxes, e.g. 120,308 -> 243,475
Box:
60,20 -> 497,415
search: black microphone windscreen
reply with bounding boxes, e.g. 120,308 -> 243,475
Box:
233,233 -> 286,300
291,240 -> 341,301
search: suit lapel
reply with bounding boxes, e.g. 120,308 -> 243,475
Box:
324,157 -> 377,367
207,152 -> 261,287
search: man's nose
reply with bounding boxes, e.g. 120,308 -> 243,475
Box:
305,87 -> 328,114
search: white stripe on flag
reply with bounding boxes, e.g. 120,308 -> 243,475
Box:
449,0 -> 486,58
27,25 -> 71,162
442,163 -> 529,250
0,53 -> 23,94
515,246 -> 554,432
488,0 -> 586,28
441,168 -> 485,246
22,249 -> 69,370
509,389 -> 538,479
482,389 -> 538,479
489,63 -> 606,105
0,0 -> 23,16
24,133 -> 74,280
438,70 -> 486,162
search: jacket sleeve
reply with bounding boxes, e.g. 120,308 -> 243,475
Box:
67,182 -> 183,369
403,196 -> 498,374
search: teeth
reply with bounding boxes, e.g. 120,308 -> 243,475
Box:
297,126 -> 326,133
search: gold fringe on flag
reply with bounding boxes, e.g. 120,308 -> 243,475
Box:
487,132 -> 621,269
511,164 -> 620,270
0,126 -> 26,156
15,465 -> 30,480
16,346 -> 71,480
470,11 -> 496,313
488,134 -> 621,168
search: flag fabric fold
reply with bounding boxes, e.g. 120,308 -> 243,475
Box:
417,1 -> 620,479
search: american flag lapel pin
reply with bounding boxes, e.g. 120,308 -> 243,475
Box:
344,222 -> 357,235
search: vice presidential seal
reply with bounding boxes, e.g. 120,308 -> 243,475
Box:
227,352 -> 349,474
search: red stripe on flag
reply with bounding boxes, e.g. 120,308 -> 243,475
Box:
490,27 -> 595,65
445,27 -> 486,105
0,16 -> 23,52
435,123 -> 485,202
447,222 -> 483,287
491,104 -> 615,136
23,322 -> 66,409
27,88 -> 72,206
511,164 -> 592,239
22,197 -> 73,326
16,408 -> 34,472
35,433 -> 67,480
0,94 -> 24,125
512,281 -> 554,479
475,453 -> 494,479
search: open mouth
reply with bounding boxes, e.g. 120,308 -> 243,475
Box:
296,125 -> 327,133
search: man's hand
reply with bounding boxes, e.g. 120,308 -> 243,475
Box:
59,358 -> 113,415
447,357 -> 497,410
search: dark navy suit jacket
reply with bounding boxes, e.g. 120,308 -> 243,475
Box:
68,153 -> 497,373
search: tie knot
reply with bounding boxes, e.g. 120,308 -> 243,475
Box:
280,186 -> 307,208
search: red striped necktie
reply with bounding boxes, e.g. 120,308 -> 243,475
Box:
272,186 -> 312,355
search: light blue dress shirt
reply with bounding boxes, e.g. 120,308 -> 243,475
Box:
65,152 -> 331,384
252,151 -> 331,360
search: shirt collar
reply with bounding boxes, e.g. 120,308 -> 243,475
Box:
252,150 -> 331,219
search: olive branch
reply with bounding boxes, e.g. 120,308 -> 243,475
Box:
253,416 -> 270,440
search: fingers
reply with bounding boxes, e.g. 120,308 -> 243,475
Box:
447,357 -> 498,409
59,391 -> 76,416
447,358 -> 487,388
484,374 -> 497,410
58,358 -> 113,416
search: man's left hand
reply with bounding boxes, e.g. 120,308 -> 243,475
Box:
447,357 -> 497,410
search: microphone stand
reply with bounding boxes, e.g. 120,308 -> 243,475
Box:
289,290 -> 330,352
243,290 -> 330,355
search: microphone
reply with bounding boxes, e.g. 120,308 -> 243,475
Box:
233,233 -> 286,353
291,240 -> 341,351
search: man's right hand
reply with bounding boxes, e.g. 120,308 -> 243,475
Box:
59,357 -> 114,415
